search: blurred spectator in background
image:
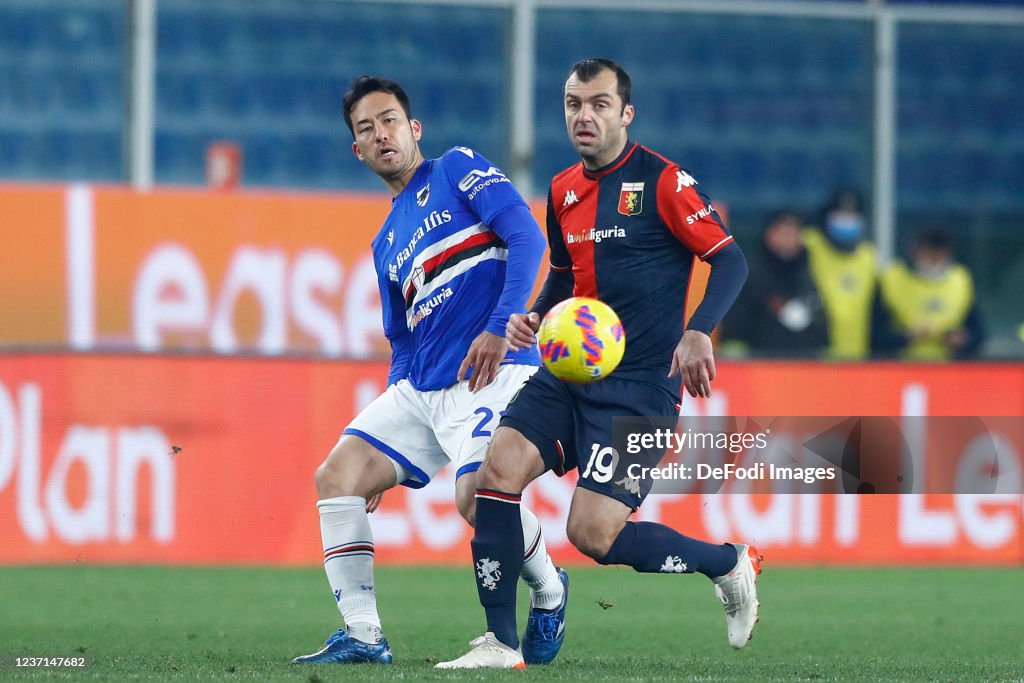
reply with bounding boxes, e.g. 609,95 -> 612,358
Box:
873,226 -> 985,360
721,209 -> 827,357
802,188 -> 878,360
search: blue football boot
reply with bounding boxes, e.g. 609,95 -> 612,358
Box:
521,567 -> 569,664
291,628 -> 393,664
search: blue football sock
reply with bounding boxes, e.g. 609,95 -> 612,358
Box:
471,489 -> 524,649
599,521 -> 737,578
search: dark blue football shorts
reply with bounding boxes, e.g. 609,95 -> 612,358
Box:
498,366 -> 680,509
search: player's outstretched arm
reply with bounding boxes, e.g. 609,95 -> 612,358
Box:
506,312 -> 540,351
669,329 -> 716,398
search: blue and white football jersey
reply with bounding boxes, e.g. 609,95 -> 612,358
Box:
372,147 -> 542,391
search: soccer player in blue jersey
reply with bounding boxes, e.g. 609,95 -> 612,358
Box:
292,76 -> 567,665
438,59 -> 759,669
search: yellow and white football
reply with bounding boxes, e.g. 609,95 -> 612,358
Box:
537,297 -> 625,383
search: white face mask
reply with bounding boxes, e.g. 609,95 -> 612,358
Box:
914,260 -> 950,280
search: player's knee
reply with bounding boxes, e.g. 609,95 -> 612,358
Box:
566,515 -> 617,561
476,427 -> 539,493
476,453 -> 524,493
314,438 -> 388,499
313,459 -> 339,498
456,487 -> 476,526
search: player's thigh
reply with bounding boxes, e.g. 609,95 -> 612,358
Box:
492,366 -> 577,483
317,433 -> 399,499
339,380 -> 449,490
572,377 -> 680,511
434,364 -> 545,482
475,425 -> 549,494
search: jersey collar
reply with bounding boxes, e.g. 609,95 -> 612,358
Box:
581,141 -> 638,180
392,160 -> 432,204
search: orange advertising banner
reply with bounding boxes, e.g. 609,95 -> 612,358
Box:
0,184 -> 550,355
0,355 -> 1020,567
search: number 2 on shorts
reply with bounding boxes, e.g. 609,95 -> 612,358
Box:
472,407 -> 505,438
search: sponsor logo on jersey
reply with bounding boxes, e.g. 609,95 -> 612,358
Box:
618,181 -> 644,216
388,263 -> 399,283
458,166 -> 510,199
415,183 -> 430,207
675,169 -> 698,191
563,189 -> 579,207
385,229 -> 394,246
686,203 -> 716,225
565,226 -> 626,244
401,223 -> 508,328
455,146 -> 475,158
409,286 -> 454,329
394,209 -> 453,269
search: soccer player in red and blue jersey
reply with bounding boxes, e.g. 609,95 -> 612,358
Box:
438,59 -> 761,669
292,76 -> 566,666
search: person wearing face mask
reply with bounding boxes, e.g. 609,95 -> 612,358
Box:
874,226 -> 985,360
721,209 -> 828,357
802,188 -> 879,359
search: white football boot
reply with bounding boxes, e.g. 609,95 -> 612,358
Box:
435,632 -> 526,669
712,543 -> 763,649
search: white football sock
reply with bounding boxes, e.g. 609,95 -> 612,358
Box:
318,496 -> 382,642
520,505 -> 564,610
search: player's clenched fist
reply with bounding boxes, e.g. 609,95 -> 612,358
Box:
506,312 -> 541,351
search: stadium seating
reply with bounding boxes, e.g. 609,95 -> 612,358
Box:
0,0 -> 1020,215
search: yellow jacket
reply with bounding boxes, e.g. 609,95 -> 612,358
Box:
802,228 -> 877,360
879,260 -> 974,361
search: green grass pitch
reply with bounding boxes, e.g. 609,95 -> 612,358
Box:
1,565 -> 1020,681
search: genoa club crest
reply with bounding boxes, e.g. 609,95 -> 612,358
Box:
618,181 -> 644,216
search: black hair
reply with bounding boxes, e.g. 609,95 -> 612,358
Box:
914,225 -> 952,252
763,209 -> 803,231
821,187 -> 866,216
342,76 -> 412,138
567,58 -> 631,109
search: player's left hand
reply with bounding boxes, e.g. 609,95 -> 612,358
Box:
668,329 -> 716,398
458,331 -> 507,392
365,492 -> 384,513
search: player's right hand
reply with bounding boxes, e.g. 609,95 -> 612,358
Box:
506,312 -> 541,351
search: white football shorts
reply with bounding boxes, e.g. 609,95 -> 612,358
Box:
341,364 -> 537,488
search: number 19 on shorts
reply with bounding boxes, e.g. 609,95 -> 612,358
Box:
581,443 -> 619,483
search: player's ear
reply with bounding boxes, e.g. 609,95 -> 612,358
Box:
352,140 -> 364,161
622,104 -> 635,127
411,118 -> 423,141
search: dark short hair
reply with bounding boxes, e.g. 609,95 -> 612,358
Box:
914,225 -> 952,252
342,76 -> 412,138
763,209 -> 803,232
567,58 -> 631,109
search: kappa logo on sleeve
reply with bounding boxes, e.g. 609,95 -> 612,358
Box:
675,169 -> 698,191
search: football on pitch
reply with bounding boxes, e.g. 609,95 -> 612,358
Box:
537,297 -> 625,383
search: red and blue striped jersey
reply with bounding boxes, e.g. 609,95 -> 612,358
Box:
546,142 -> 733,390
